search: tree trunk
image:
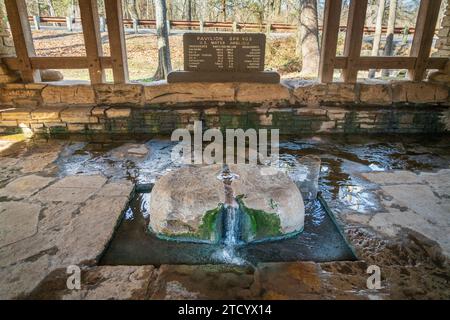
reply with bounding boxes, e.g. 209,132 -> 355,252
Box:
382,0 -> 397,77
222,0 -> 227,21
369,0 -> 386,78
199,0 -> 208,21
46,0 -> 55,16
187,0 -> 192,29
127,0 -> 139,19
298,0 -> 320,76
153,0 -> 172,80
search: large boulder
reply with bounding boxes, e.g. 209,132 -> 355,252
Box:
40,69 -> 64,82
148,164 -> 305,243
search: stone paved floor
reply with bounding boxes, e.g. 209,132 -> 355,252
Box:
0,134 -> 449,300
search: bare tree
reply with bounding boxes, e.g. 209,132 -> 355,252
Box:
127,0 -> 140,19
46,0 -> 55,16
199,0 -> 208,21
298,0 -> 320,76
369,0 -> 386,78
222,0 -> 227,21
153,0 -> 172,80
382,0 -> 398,77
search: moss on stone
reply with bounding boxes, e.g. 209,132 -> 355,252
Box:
162,204 -> 223,243
197,204 -> 223,240
236,196 -> 282,241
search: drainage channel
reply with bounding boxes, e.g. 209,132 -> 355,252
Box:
99,184 -> 357,266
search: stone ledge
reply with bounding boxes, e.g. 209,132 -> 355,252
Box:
1,80 -> 447,108
41,84 -> 95,106
1,102 -> 448,135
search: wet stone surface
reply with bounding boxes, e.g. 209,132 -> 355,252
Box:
0,134 -> 449,299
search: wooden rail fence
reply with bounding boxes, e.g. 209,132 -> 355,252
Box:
1,0 -> 447,85
27,15 -> 427,35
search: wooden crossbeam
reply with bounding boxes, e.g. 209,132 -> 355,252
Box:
79,0 -> 105,84
1,56 -> 113,70
4,0 -> 41,82
341,0 -> 368,83
409,0 -> 443,81
105,0 -> 129,83
319,0 -> 342,83
334,56 -> 447,70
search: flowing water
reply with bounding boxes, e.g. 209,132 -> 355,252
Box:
10,133 -> 448,265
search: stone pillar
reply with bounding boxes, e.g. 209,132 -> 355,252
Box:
429,2 -> 450,84
434,2 -> 450,58
0,4 -> 15,56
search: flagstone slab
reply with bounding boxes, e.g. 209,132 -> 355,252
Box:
0,174 -> 54,199
0,201 -> 41,247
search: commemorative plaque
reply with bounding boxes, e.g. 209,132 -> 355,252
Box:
167,33 -> 280,83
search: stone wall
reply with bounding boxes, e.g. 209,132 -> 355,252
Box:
0,4 -> 14,57
0,81 -> 449,135
0,4 -> 18,84
435,1 -> 450,58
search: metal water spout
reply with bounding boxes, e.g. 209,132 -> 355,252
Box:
217,164 -> 239,208
217,164 -> 241,247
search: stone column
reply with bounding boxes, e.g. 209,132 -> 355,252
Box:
429,2 -> 450,84
434,2 -> 450,58
0,3 -> 15,56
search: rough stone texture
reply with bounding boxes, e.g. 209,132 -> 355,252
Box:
41,85 -> 95,106
359,83 -> 392,105
149,165 -> 224,236
31,106 -> 66,120
105,107 -> 131,118
0,5 -> 15,57
28,266 -> 156,300
34,175 -> 107,203
1,138 -> 450,300
60,106 -> 95,123
107,143 -> 150,159
58,195 -> 129,265
434,2 -> 450,58
149,164 -> 304,237
361,169 -> 450,257
231,164 -> 305,233
0,202 -> 40,247
0,63 -> 19,84
0,81 -> 449,135
235,83 -> 290,103
0,168 -> 133,298
40,69 -> 63,82
144,81 -> 235,104
392,82 -> 449,104
150,265 -> 255,299
292,82 -> 356,105
0,174 -> 54,199
255,262 -> 324,299
94,84 -> 143,105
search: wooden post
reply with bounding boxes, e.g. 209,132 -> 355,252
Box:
79,0 -> 105,84
341,0 -> 368,83
33,15 -> 40,30
4,0 -> 41,82
99,16 -> 106,32
66,16 -> 73,31
408,0 -> 442,81
232,21 -> 238,32
105,0 -> 129,83
319,0 -> 342,83
132,18 -> 138,33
